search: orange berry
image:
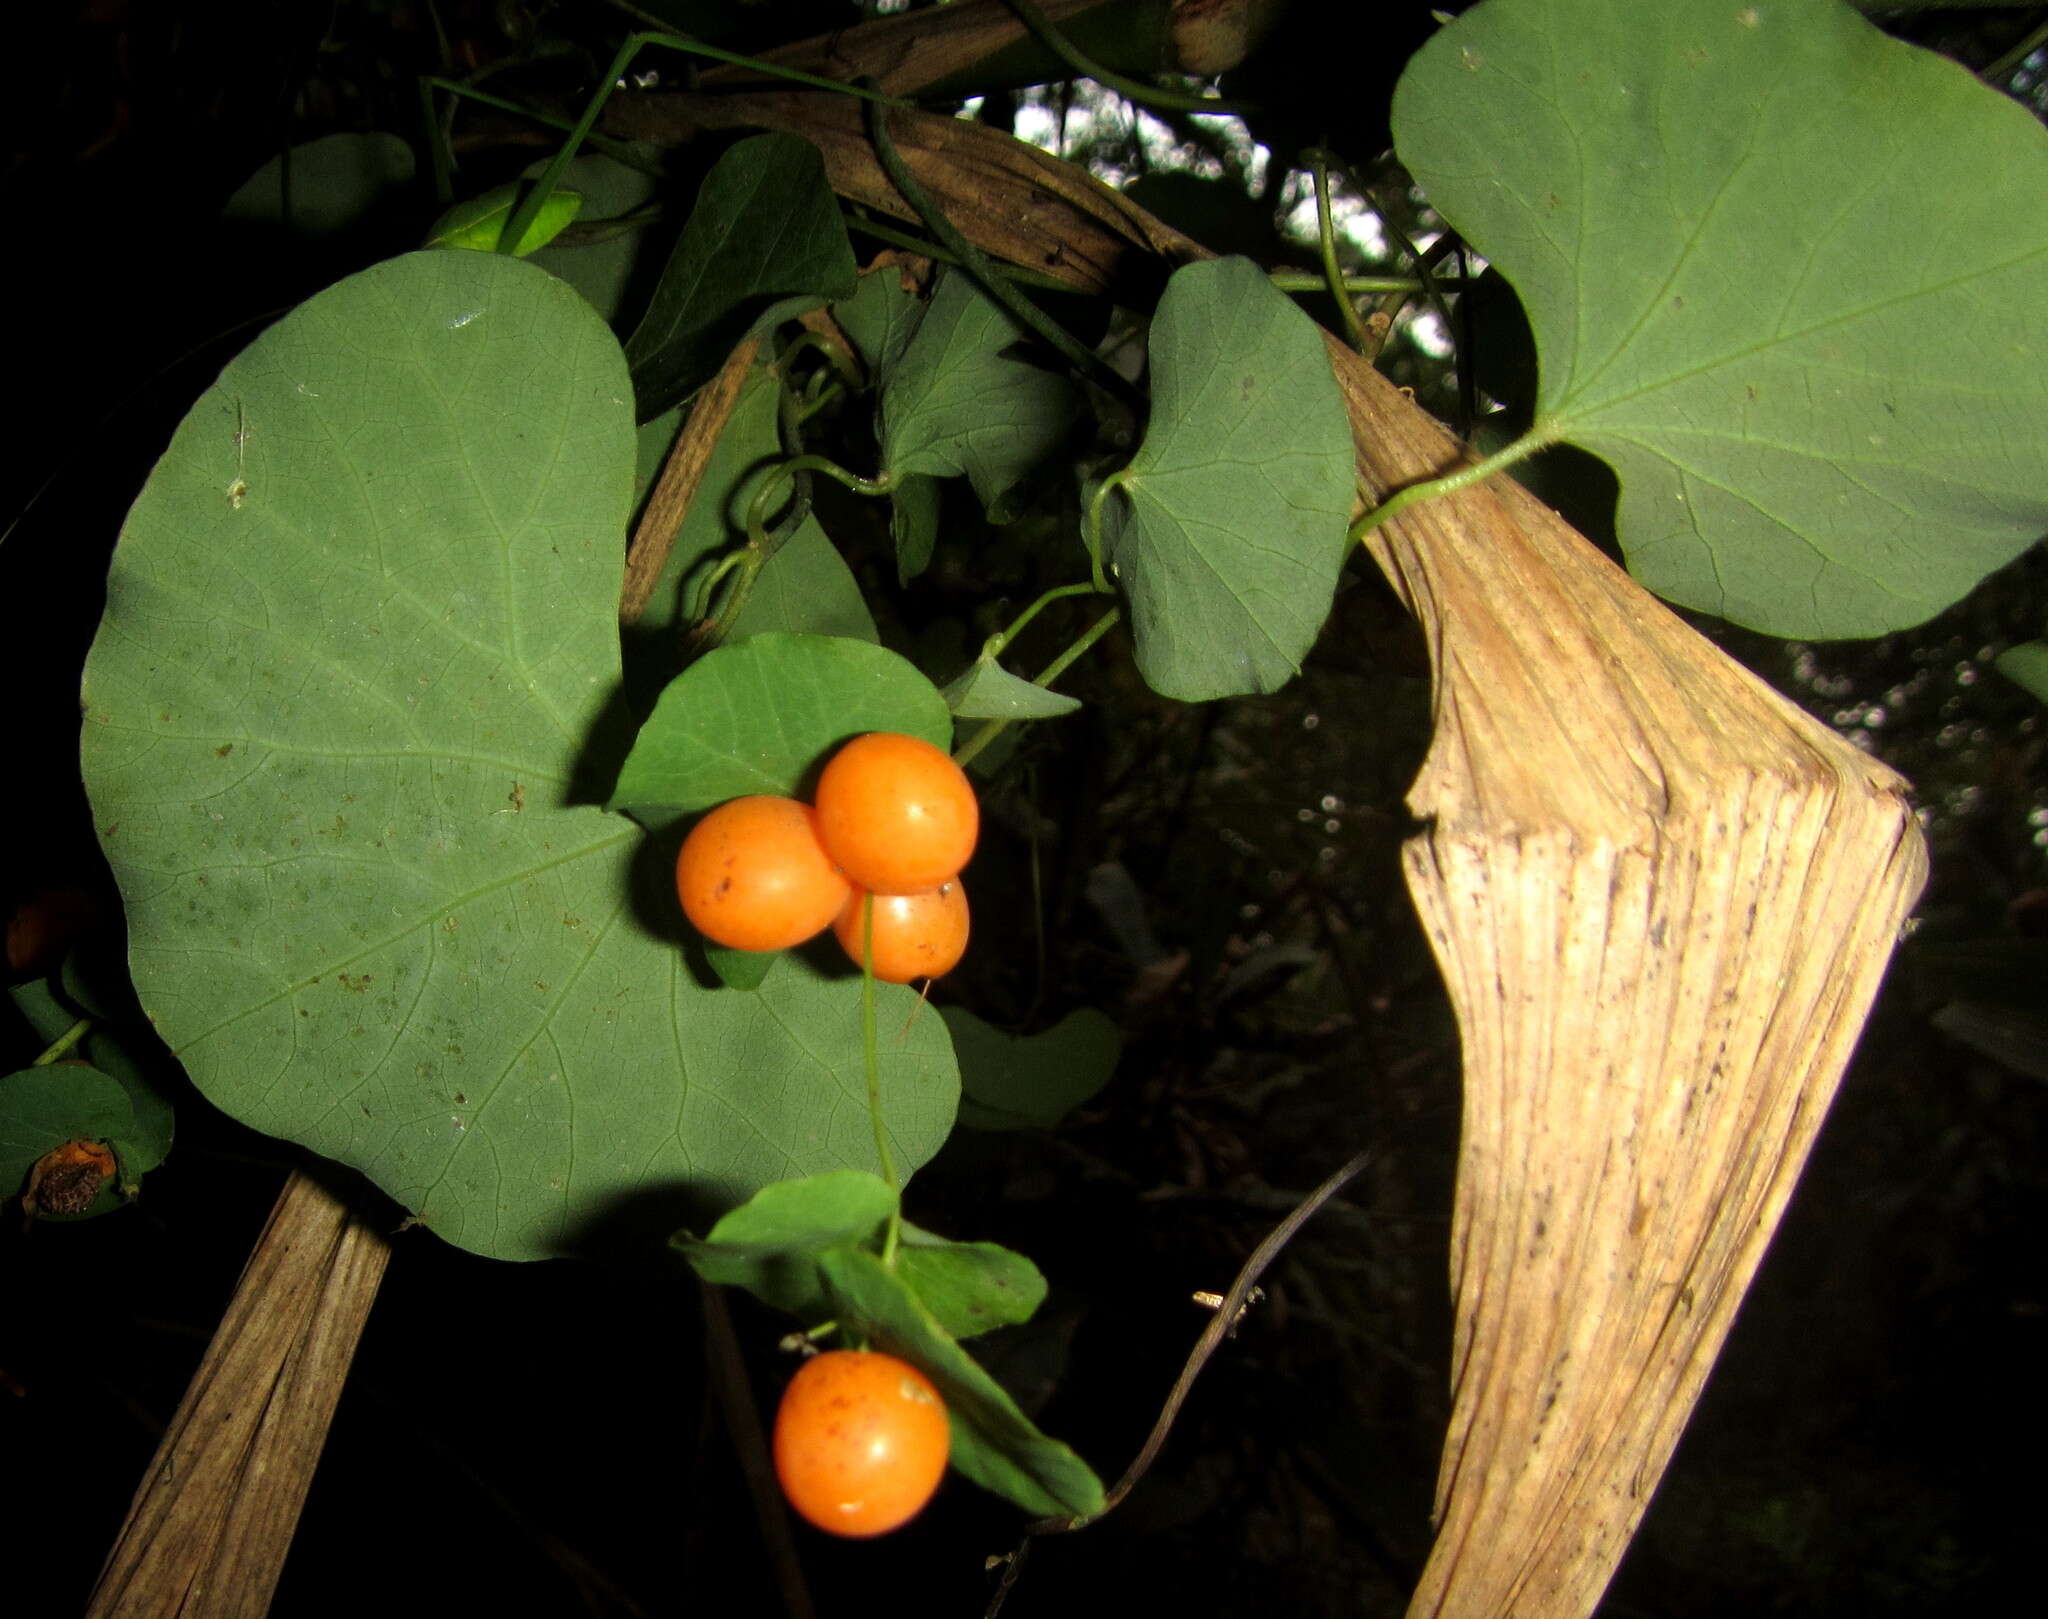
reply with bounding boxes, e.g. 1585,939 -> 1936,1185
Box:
773,1349 -> 950,1538
813,733 -> 977,895
675,796 -> 851,953
834,881 -> 970,983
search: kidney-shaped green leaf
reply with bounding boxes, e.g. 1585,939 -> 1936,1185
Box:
942,1007 -> 1120,1130
1392,0 -> 2048,637
819,1246 -> 1106,1519
1101,257 -> 1355,701
80,252 -> 956,1263
609,633 -> 953,826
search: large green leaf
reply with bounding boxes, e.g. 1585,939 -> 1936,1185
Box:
1392,0 -> 2048,638
878,269 -> 1080,520
1100,257 -> 1356,701
623,134 -> 857,420
609,633 -> 953,827
80,252 -> 956,1263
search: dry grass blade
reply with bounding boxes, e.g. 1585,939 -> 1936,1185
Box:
1328,351 -> 1927,1614
86,1169 -> 392,1619
618,91 -> 1931,1617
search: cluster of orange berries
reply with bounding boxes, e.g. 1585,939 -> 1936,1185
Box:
675,732 -> 976,983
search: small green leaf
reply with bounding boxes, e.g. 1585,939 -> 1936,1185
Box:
819,1247 -> 1106,1519
427,184 -> 585,257
1101,257 -> 1355,701
221,132 -> 415,239
898,1223 -> 1048,1339
625,134 -> 857,420
943,1007 -> 1120,1131
704,943 -> 777,991
678,1169 -> 897,1321
609,633 -> 953,826
1996,639 -> 2048,705
1,1066 -> 135,1203
940,659 -> 1082,721
1392,0 -> 2048,637
879,270 -> 1080,519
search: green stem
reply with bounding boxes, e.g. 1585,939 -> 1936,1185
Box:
418,77 -> 660,174
843,211 -> 1077,291
779,329 -> 864,395
859,896 -> 903,1270
983,581 -> 1103,659
1307,149 -> 1368,353
1267,272 -> 1434,295
863,90 -> 1144,411
998,0 -> 1251,116
1982,19 -> 2048,85
742,453 -> 890,545
1348,432 -> 1552,543
418,78 -> 455,204
34,1019 -> 92,1066
1083,472 -> 1125,593
953,606 -> 1121,770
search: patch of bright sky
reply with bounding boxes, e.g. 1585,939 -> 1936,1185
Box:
983,82 -> 1405,267
961,81 -> 1458,360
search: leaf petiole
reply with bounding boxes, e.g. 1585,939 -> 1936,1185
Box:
1348,431 -> 1551,542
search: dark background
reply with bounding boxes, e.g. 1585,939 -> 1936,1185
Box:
4,4 -> 2043,1614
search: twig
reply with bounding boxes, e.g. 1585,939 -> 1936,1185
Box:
985,1146 -> 1375,1616
700,1280 -> 816,1619
621,338 -> 761,627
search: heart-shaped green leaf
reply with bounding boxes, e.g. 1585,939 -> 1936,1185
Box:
80,252 -> 956,1262
879,269 -> 1080,520
624,134 -> 857,420
1392,0 -> 2048,637
609,633 -> 953,827
1100,256 -> 1356,701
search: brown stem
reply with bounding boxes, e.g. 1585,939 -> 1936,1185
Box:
620,337 -> 761,627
